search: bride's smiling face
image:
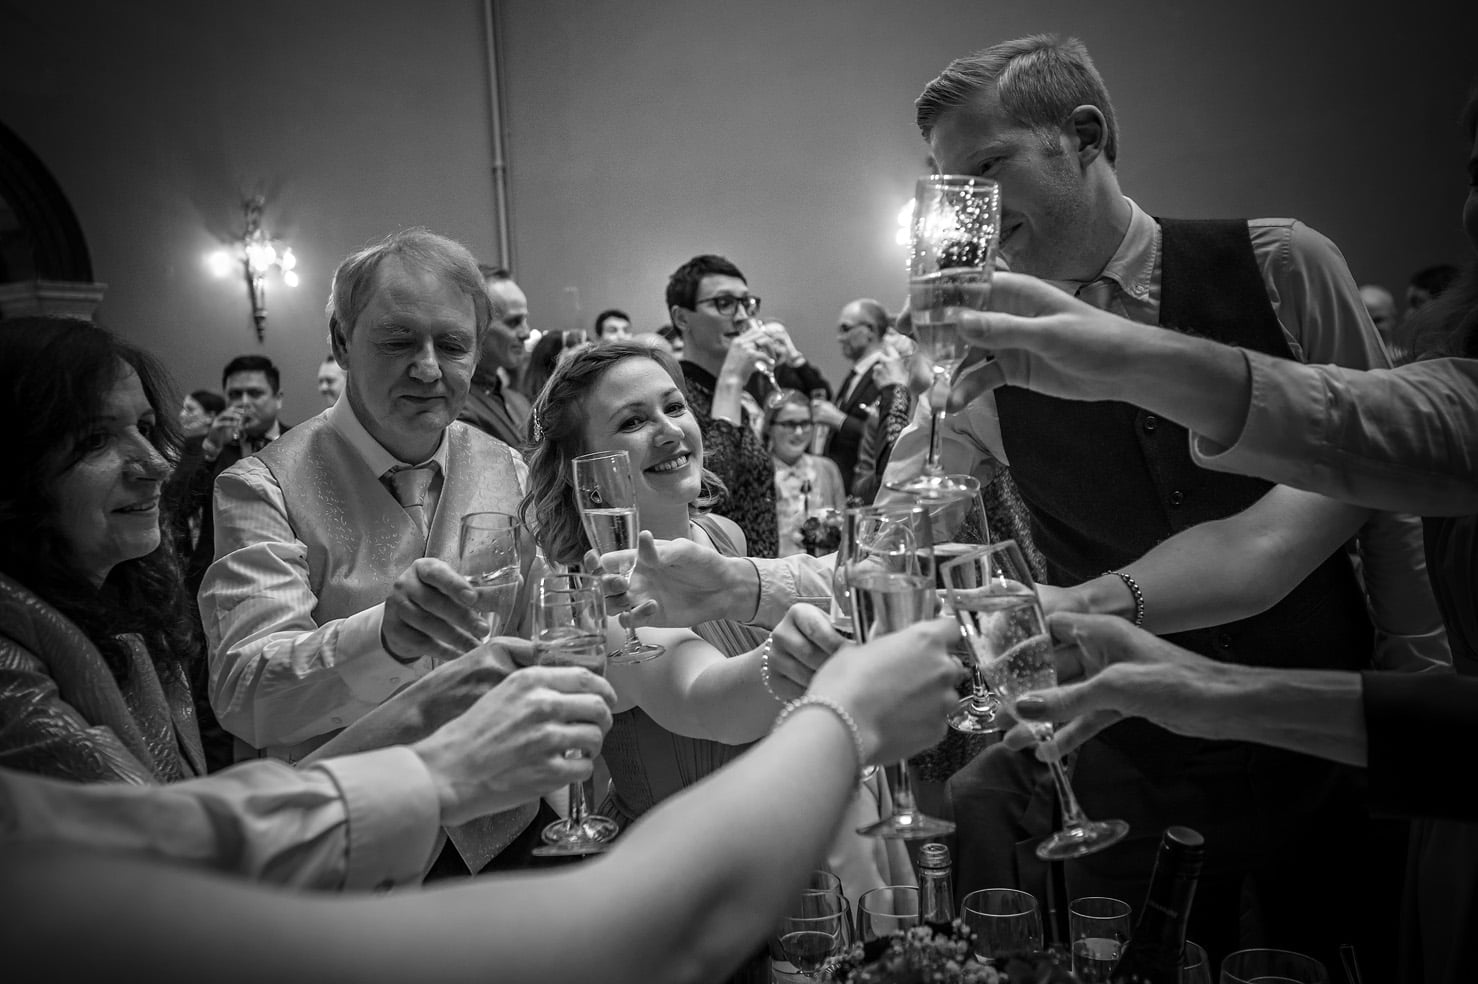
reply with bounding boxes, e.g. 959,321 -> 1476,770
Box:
579,357 -> 704,518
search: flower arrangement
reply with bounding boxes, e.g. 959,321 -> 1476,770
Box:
820,922 -> 1080,984
800,510 -> 843,556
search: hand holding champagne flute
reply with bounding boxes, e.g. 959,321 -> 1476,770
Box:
457,512 -> 524,640
942,540 -> 1129,861
573,450 -> 664,663
530,573 -> 620,856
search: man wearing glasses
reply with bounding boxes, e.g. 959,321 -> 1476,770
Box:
665,254 -> 780,556
809,298 -> 890,496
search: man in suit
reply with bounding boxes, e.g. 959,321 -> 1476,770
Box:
200,228 -> 547,874
809,298 -> 889,495
458,265 -> 533,446
171,355 -> 288,597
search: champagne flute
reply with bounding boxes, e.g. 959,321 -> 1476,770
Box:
457,512 -> 524,640
1219,949 -> 1330,984
855,885 -> 921,942
572,450 -> 664,663
897,475 -> 1004,734
744,317 -> 792,411
530,573 -> 620,856
941,540 -> 1129,861
961,888 -> 1043,962
889,174 -> 1001,497
848,503 -> 956,840
1069,896 -> 1133,983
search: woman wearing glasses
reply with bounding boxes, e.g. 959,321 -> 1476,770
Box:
764,390 -> 845,557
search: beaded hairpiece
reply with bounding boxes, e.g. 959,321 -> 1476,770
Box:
531,413 -> 544,442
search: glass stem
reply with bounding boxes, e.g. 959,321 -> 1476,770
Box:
889,760 -> 919,814
567,778 -> 588,826
968,664 -> 993,707
1040,740 -> 1090,828
924,367 -> 947,474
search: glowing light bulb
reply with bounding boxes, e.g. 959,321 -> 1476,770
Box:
283,270 -> 300,287
281,248 -> 297,271
207,250 -> 234,277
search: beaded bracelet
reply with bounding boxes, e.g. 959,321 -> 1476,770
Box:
759,637 -> 786,703
1104,570 -> 1146,627
771,695 -> 866,782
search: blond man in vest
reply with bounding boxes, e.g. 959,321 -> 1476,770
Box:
201,228 -> 542,872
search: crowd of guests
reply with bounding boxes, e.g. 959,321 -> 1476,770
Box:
0,30 -> 1474,984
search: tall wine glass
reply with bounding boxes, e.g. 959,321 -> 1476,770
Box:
745,316 -> 792,410
847,503 -> 957,840
572,450 -> 664,663
529,573 -> 620,856
457,511 -> 524,640
941,540 -> 1129,861
890,174 -> 1001,497
896,475 -> 1004,734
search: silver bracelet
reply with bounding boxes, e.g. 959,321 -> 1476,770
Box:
771,695 -> 866,781
759,637 -> 786,703
1104,570 -> 1145,627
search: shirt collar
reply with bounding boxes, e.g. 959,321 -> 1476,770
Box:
1045,196 -> 1158,301
850,349 -> 885,377
327,391 -> 449,476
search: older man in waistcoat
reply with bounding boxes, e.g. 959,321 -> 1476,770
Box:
883,35 -> 1446,975
200,228 -> 544,874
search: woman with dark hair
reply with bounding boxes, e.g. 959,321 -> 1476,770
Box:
519,330 -> 584,408
522,342 -> 911,922
180,388 -> 225,440
0,316 -> 205,783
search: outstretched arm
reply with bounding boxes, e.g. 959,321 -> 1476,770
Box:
4,620 -> 962,984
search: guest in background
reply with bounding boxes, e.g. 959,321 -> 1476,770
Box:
317,354 -> 346,407
850,328 -> 923,504
1360,283 -> 1407,363
519,330 -> 584,411
809,299 -> 889,497
201,228 -> 548,875
666,254 -> 779,557
592,308 -> 633,341
657,322 -> 685,358
764,390 -> 845,557
459,265 -> 533,446
179,389 -> 225,441
1406,261 -> 1460,317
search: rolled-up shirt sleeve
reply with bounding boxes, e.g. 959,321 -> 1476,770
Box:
0,746 -> 441,891
200,458 -> 436,751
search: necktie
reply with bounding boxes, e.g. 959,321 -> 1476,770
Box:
384,464 -> 437,538
1075,278 -> 1116,311
837,369 -> 860,408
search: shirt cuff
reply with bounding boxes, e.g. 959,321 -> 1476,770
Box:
751,554 -> 836,629
335,604 -> 429,702
314,745 -> 442,891
1189,350 -> 1325,474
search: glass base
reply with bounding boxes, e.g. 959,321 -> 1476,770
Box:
856,810 -> 956,840
1035,818 -> 1129,861
886,472 -> 975,496
608,640 -> 665,665
532,814 -> 619,856
947,694 -> 1004,734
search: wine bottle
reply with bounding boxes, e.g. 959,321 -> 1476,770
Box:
918,841 -> 956,931
1110,826 -> 1205,984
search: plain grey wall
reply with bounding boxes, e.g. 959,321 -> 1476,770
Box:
2,0 -> 1474,408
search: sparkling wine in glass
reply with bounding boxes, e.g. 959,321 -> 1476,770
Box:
745,317 -> 792,411
890,174 -> 1001,497
962,888 -> 1043,962
457,512 -> 524,640
530,573 -> 620,856
847,504 -> 956,840
572,450 -> 664,663
896,475 -> 1004,735
942,540 -> 1129,861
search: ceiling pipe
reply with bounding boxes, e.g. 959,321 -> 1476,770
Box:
482,0 -> 513,271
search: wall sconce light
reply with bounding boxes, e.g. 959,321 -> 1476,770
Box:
207,196 -> 298,343
895,198 -> 915,247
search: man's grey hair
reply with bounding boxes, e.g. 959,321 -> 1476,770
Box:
915,34 -> 1119,166
326,228 -> 493,343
